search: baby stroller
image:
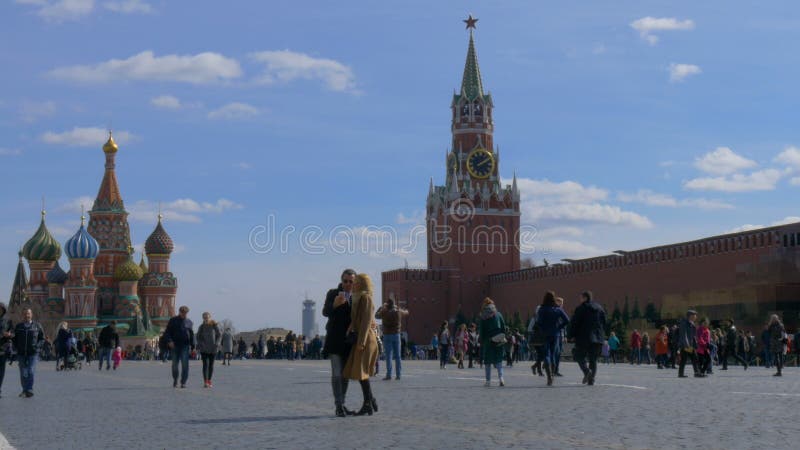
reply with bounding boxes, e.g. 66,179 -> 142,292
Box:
58,337 -> 83,371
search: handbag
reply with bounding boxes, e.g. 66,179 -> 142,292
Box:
491,333 -> 507,346
345,331 -> 357,346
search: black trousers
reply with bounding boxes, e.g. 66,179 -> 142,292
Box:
721,347 -> 747,369
678,350 -> 698,376
574,343 -> 602,378
201,353 -> 215,381
0,353 -> 6,393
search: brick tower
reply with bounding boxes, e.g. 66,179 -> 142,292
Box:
140,214 -> 177,330
20,210 -> 61,334
87,133 -> 133,320
63,213 -> 100,330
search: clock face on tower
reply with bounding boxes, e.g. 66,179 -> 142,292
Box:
467,148 -> 495,179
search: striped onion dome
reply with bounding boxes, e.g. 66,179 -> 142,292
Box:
145,215 -> 174,255
46,260 -> 68,284
65,217 -> 99,259
114,250 -> 143,282
23,211 -> 62,262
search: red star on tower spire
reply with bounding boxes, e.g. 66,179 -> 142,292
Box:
463,14 -> 478,30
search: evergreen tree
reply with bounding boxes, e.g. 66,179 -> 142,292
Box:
622,297 -> 630,327
644,302 -> 659,323
612,303 -> 622,323
632,299 -> 641,320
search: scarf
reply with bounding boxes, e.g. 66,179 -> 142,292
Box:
479,304 -> 497,321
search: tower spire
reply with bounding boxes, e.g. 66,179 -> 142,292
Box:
460,15 -> 484,101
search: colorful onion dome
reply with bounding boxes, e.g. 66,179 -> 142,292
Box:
103,132 -> 118,154
23,211 -> 62,262
65,216 -> 99,259
145,215 -> 174,255
46,260 -> 68,284
114,249 -> 143,281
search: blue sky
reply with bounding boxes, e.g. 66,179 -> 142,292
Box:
2,1 -> 800,332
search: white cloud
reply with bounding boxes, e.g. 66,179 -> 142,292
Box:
536,226 -> 584,239
21,0 -> 95,23
669,63 -> 701,82
128,198 -> 243,223
233,162 -> 253,170
396,211 -> 425,225
728,216 -> 800,233
56,195 -> 95,214
537,239 -> 603,259
630,16 -> 695,45
250,50 -> 358,93
207,102 -> 259,120
103,0 -> 151,14
684,169 -> 782,192
48,51 -> 242,84
617,189 -> 734,210
0,148 -> 23,156
774,146 -> 800,170
790,177 -> 800,186
694,147 -> 757,175
513,178 -> 652,229
19,100 -> 56,123
40,126 -> 134,147
150,95 -> 182,110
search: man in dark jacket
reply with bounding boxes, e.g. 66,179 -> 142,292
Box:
164,305 -> 195,388
97,321 -> 120,371
12,308 -> 44,398
0,302 -> 13,398
677,309 -> 701,378
568,291 -> 606,386
721,319 -> 748,370
322,269 -> 355,417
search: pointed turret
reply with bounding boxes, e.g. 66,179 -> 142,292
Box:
9,251 -> 29,308
460,29 -> 484,101
512,171 -> 519,200
93,132 -> 125,212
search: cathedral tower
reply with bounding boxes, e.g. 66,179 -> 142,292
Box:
64,213 -> 100,330
21,210 -> 61,331
87,133 -> 133,318
140,214 -> 177,330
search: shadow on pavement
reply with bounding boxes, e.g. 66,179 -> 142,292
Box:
184,415 -> 328,425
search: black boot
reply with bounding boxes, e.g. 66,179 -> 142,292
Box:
335,406 -> 347,417
357,380 -> 375,415
544,363 -> 553,386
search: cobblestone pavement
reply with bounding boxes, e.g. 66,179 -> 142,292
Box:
0,359 -> 798,449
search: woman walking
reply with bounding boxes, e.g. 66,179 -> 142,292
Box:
479,298 -> 506,387
696,318 -> 711,375
535,292 -> 570,386
607,332 -> 620,364
454,324 -> 468,369
221,328 -> 234,366
437,321 -> 450,369
343,273 -> 379,416
655,325 -> 669,369
196,312 -> 222,388
55,321 -> 72,371
768,314 -> 787,376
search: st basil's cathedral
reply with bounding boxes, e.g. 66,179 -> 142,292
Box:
7,133 -> 178,339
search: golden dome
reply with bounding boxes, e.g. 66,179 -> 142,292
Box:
103,132 -> 118,153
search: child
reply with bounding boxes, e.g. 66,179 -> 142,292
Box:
602,340 -> 610,364
112,346 -> 122,370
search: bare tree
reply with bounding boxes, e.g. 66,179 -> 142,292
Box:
521,257 -> 536,269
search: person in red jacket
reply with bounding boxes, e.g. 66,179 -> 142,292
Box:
655,325 -> 670,369
630,330 -> 642,364
696,318 -> 712,374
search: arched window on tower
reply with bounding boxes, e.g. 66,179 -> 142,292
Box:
461,102 -> 470,121
473,101 -> 483,119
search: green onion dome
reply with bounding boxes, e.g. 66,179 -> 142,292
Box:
114,250 -> 143,282
23,211 -> 62,262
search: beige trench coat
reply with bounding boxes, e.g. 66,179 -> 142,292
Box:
343,291 -> 378,381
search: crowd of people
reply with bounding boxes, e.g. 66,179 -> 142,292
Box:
2,281 -> 799,416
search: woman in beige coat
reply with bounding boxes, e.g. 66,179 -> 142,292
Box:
343,273 -> 379,415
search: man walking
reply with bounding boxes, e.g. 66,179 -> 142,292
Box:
164,305 -> 195,388
97,320 -> 120,371
375,298 -> 409,380
12,308 -> 44,398
568,291 -> 606,386
0,302 -> 13,398
678,310 -> 701,378
721,319 -> 748,370
322,269 -> 355,417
